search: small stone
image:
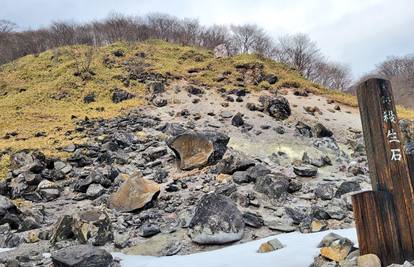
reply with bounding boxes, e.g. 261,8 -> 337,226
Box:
315,183 -> 335,200
293,165 -> 318,177
335,181 -> 361,198
162,241 -> 182,256
257,238 -> 284,253
310,220 -> 328,233
243,212 -> 264,228
86,184 -> 105,199
356,254 -> 381,267
231,113 -> 244,127
267,221 -> 296,232
24,231 -> 39,243
139,224 -> 160,238
114,233 -> 130,249
314,123 -> 334,138
319,233 -> 354,262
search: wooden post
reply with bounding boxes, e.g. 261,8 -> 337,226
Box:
352,191 -> 403,266
353,78 -> 414,264
407,153 -> 414,182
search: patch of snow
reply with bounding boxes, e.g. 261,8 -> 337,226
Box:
189,229 -> 244,245
0,248 -> 14,253
113,228 -> 357,267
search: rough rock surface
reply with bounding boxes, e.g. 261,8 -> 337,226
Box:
51,245 -> 113,267
167,131 -> 229,170
108,174 -> 160,212
188,193 -> 244,244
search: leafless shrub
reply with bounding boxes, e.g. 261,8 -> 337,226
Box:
72,47 -> 95,80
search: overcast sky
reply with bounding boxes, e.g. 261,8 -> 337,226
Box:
1,0 -> 414,78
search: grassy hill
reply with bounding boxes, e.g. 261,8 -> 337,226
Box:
0,40 -> 413,175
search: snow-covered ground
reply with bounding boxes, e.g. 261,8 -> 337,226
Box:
0,248 -> 14,253
114,228 -> 358,267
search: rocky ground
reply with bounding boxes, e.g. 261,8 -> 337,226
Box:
0,79 -> 413,267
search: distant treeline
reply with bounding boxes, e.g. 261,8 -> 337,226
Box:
0,13 -> 351,90
353,55 -> 414,108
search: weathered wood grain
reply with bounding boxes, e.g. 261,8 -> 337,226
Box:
352,191 -> 403,266
407,153 -> 414,183
356,78 -> 414,260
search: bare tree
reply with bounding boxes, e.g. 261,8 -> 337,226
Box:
230,24 -> 271,55
49,21 -> 77,46
200,25 -> 229,49
0,20 -> 16,33
374,55 -> 414,108
274,33 -> 322,78
146,13 -> 179,42
176,18 -> 202,46
377,55 -> 414,79
311,60 -> 352,90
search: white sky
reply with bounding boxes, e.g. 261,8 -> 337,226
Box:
1,0 -> 414,78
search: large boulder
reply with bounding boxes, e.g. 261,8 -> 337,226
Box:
214,44 -> 229,58
72,209 -> 113,246
188,193 -> 244,244
215,151 -> 255,175
167,131 -> 230,170
51,245 -> 113,267
108,174 -> 160,212
254,174 -> 289,199
51,209 -> 113,246
259,95 -> 291,120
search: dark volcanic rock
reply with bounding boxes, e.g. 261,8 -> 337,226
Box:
83,92 -> 96,104
296,121 -> 313,137
159,123 -> 187,136
139,224 -> 161,238
72,209 -> 113,246
148,81 -> 165,94
231,113 -> 245,127
264,74 -> 278,84
315,183 -> 336,200
51,245 -> 113,267
186,85 -> 205,95
111,88 -> 135,103
335,181 -> 361,198
313,123 -> 333,138
232,164 -> 271,184
285,207 -> 306,224
243,212 -> 264,228
215,152 -> 255,175
254,174 -> 289,199
188,193 -> 244,244
259,95 -> 291,120
293,165 -> 318,177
